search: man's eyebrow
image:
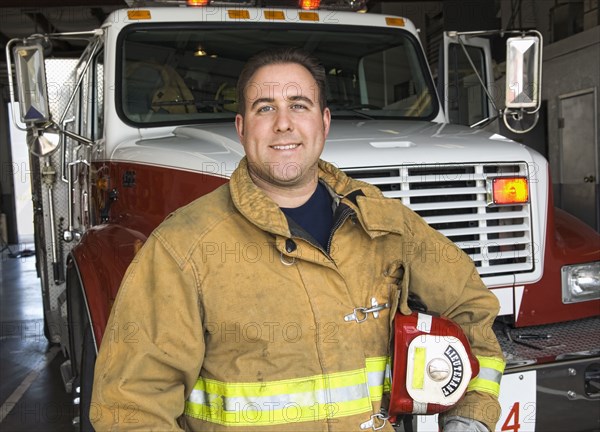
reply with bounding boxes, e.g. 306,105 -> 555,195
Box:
250,97 -> 274,110
288,95 -> 315,106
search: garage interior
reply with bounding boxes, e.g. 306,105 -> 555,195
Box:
1,0 -> 599,431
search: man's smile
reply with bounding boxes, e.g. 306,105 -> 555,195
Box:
271,143 -> 300,150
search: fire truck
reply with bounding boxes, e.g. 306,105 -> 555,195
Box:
6,0 -> 599,430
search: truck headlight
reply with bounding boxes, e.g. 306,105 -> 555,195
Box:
561,262 -> 600,304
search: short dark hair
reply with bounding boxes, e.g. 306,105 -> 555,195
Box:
236,47 -> 327,116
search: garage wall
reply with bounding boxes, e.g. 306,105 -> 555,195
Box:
542,26 -> 599,229
544,26 -> 599,176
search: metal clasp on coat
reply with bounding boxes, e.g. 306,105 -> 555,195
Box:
359,412 -> 389,430
344,298 -> 390,323
280,251 -> 296,266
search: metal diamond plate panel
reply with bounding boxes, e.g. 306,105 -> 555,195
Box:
495,317 -> 600,369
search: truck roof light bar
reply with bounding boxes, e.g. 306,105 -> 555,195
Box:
190,0 -> 254,6
128,0 -> 366,11
299,0 -> 320,10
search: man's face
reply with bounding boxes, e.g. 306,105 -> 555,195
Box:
235,63 -> 331,192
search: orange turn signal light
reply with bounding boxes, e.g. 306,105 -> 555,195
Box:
490,177 -> 529,205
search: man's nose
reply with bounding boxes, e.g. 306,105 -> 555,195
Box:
274,109 -> 293,132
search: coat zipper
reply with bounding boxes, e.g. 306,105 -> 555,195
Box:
326,205 -> 355,255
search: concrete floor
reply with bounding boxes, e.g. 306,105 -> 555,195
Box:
1,245 -> 75,431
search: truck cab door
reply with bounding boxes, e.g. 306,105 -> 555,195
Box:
440,33 -> 495,127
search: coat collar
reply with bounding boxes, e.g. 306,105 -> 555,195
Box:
229,157 -> 291,238
229,157 -> 407,238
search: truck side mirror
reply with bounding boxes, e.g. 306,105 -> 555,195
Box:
12,42 -> 50,123
503,33 -> 542,133
505,35 -> 541,110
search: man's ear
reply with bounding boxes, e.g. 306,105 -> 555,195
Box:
322,107 -> 331,137
235,114 -> 244,140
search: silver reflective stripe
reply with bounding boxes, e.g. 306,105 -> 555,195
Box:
412,401 -> 428,414
187,389 -> 213,406
385,362 -> 391,382
368,369 -> 385,388
417,313 -> 432,334
188,382 -> 370,412
477,367 -> 503,384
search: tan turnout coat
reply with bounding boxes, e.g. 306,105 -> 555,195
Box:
91,158 -> 504,431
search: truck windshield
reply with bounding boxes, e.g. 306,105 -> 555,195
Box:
118,23 -> 438,126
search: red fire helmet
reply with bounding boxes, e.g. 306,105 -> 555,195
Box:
388,311 -> 480,416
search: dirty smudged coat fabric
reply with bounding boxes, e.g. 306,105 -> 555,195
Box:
90,158 -> 504,431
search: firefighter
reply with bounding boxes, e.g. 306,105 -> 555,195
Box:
91,47 -> 505,432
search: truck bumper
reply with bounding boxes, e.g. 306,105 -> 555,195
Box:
497,316 -> 600,432
504,355 -> 600,432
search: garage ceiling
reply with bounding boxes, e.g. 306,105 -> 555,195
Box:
1,1 -> 128,87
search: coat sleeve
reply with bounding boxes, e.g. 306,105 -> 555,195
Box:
404,215 -> 505,432
90,232 -> 205,431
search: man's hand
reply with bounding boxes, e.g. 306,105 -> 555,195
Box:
442,415 -> 489,432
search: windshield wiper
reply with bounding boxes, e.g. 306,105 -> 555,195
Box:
330,103 -> 381,120
152,99 -> 236,112
470,113 -> 500,129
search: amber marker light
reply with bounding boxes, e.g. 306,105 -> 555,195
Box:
228,9 -> 250,19
187,0 -> 210,6
490,177 -> 529,205
300,0 -> 321,10
264,10 -> 285,20
299,11 -> 319,21
96,176 -> 109,191
385,17 -> 405,27
127,10 -> 151,20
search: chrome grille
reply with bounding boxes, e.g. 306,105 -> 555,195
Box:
345,163 -> 534,276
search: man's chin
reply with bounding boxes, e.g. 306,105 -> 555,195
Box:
261,174 -> 314,190
269,176 -> 304,187
248,164 -> 319,190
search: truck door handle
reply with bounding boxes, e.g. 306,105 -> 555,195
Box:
584,175 -> 596,183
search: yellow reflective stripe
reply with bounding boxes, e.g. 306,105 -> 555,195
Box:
467,356 -> 506,397
412,347 -> 426,389
185,360 -> 389,426
478,356 -> 506,374
366,356 -> 388,401
197,368 -> 366,397
383,359 -> 391,393
185,397 -> 370,426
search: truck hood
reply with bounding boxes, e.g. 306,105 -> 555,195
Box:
323,120 -> 536,167
120,119 -> 538,175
